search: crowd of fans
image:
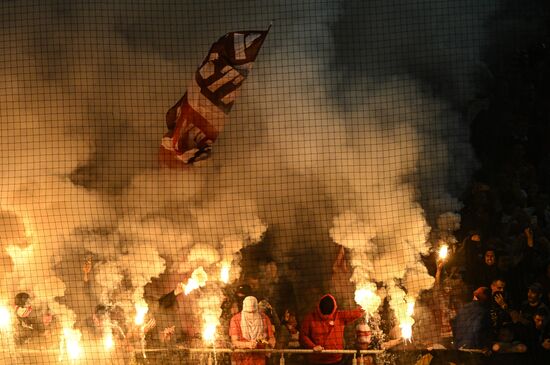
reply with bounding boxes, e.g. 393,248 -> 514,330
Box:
415,38 -> 550,363
8,16 -> 550,365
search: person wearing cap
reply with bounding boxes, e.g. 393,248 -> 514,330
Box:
300,294 -> 364,365
518,282 -> 549,326
229,296 -> 275,365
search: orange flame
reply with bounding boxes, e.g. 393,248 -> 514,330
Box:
220,263 -> 230,284
354,283 -> 382,316
134,301 -> 148,326
202,321 -> 217,343
62,327 -> 83,361
103,328 -> 114,351
438,244 -> 448,260
401,300 -> 415,341
0,305 -> 12,331
184,266 -> 208,295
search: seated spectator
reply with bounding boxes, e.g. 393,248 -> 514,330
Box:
488,279 -> 508,309
518,283 -> 549,326
489,279 -> 527,353
526,309 -> 550,362
489,278 -> 513,332
451,287 -> 492,350
511,283 -> 548,343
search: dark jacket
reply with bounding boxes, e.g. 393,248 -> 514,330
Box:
452,300 -> 492,349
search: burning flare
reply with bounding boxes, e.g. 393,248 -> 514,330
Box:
202,318 -> 218,343
103,328 -> 114,352
134,301 -> 149,326
400,320 -> 413,341
354,283 -> 382,317
388,284 -> 415,343
0,305 -> 12,331
184,266 -> 208,295
62,327 -> 83,361
400,300 -> 415,342
438,244 -> 448,261
220,262 -> 230,284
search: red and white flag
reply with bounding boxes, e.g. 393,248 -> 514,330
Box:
160,27 -> 270,165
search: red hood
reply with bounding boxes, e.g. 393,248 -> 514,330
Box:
316,294 -> 337,320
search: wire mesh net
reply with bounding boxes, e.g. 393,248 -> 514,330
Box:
0,1 -> 549,364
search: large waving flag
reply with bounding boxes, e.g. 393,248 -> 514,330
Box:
160,27 -> 270,165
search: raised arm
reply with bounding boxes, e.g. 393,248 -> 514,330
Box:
340,307 -> 365,325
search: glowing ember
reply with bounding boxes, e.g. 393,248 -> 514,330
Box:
63,327 -> 83,361
220,263 -> 230,284
0,305 -> 12,330
134,301 -> 149,326
184,266 -> 208,295
438,244 -> 448,260
354,283 -> 382,316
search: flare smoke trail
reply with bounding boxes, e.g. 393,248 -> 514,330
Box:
0,0 -> 546,361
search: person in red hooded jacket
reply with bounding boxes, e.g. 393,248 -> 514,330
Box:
300,294 -> 364,365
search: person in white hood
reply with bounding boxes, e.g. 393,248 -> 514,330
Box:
229,296 -> 275,365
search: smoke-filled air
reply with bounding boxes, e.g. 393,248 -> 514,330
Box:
0,0 -> 535,364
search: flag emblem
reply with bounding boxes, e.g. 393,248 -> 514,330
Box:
160,28 -> 270,165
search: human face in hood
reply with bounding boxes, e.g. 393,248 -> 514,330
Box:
318,294 -> 337,316
242,296 -> 259,313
